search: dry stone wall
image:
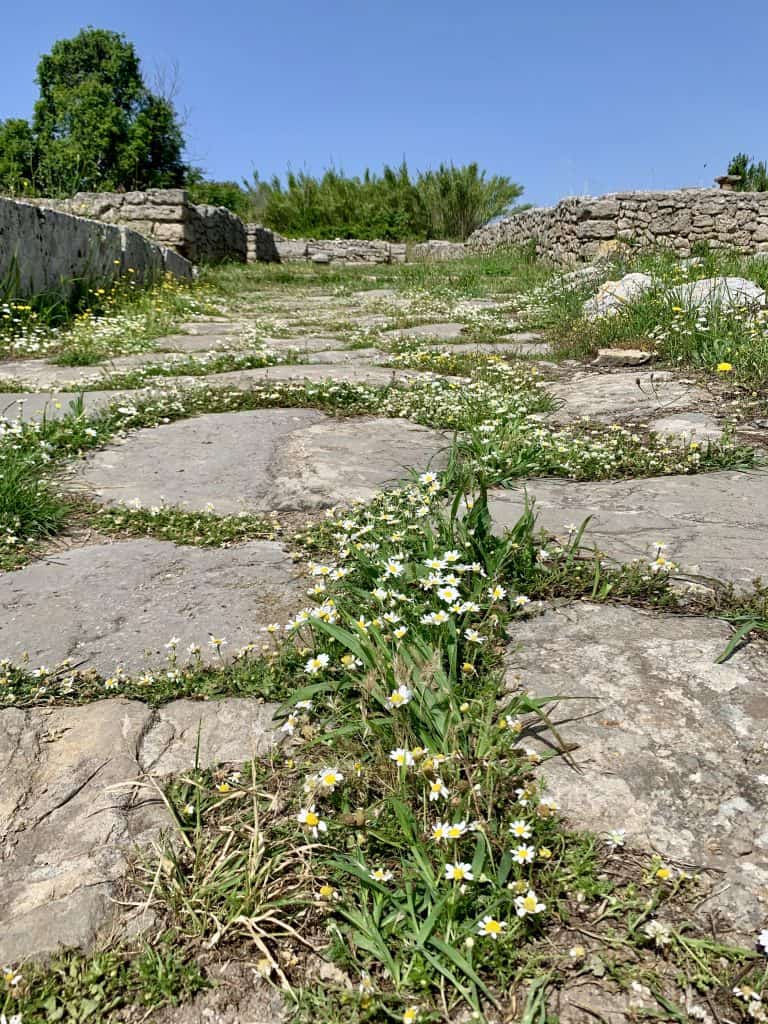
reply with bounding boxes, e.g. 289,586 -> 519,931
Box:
0,197 -> 193,300
30,189 -> 246,264
246,225 -> 407,264
468,189 -> 768,263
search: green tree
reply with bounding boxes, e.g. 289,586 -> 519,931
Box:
0,27 -> 187,195
727,152 -> 768,192
0,119 -> 37,194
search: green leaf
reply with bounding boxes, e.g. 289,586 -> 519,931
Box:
715,619 -> 761,663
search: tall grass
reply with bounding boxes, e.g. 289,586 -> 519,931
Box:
259,162 -> 524,242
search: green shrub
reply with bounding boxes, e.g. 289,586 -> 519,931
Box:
260,161 -> 524,241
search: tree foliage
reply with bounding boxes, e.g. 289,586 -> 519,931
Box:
727,153 -> 768,192
0,27 -> 186,195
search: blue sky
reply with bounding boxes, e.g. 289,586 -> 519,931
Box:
3,0 -> 767,207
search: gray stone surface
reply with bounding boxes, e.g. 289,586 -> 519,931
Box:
0,391 -> 130,421
153,334 -> 246,353
547,369 -> 709,422
506,603 -> 768,941
591,347 -> 652,367
0,538 -> 304,675
0,197 -> 191,300
0,352 -> 193,389
384,322 -> 465,340
168,363 -> 423,388
71,409 -> 448,513
672,276 -> 766,310
468,188 -> 768,264
583,273 -> 654,320
266,335 -> 346,353
306,347 -> 382,364
488,470 -> 768,586
0,697 -> 280,960
649,412 -> 724,441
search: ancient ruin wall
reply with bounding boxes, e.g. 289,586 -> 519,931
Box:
29,189 -> 246,264
246,225 -> 407,264
468,189 -> 768,263
0,197 -> 193,299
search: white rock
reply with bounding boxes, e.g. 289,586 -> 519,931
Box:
583,273 -> 653,320
671,276 -> 766,310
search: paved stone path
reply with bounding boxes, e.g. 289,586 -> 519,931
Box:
0,273 -> 766,993
70,410 -> 448,512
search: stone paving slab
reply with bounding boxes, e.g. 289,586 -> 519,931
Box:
648,412 -> 724,441
418,341 -> 552,356
488,471 -> 768,586
0,697 -> 279,960
162,363 -> 424,389
263,335 -> 347,353
506,603 -> 768,941
547,370 -> 711,422
0,538 -> 304,675
384,322 -> 465,340
0,390 -> 132,421
153,334 -> 246,353
0,352 -> 198,389
177,321 -> 244,335
71,409 -> 448,513
307,347 -> 382,364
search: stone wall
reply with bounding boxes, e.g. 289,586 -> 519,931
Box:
246,225 -> 407,264
468,189 -> 768,263
29,189 -> 246,265
0,197 -> 193,300
411,240 -> 467,261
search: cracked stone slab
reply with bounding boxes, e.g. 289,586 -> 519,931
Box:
0,538 -> 304,675
0,697 -> 279,961
488,471 -> 768,586
505,603 -> 768,942
547,370 -> 710,422
71,409 -> 448,514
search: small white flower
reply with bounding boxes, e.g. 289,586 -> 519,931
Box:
387,685 -> 413,709
297,806 -> 327,838
508,819 -> 532,839
605,828 -> 626,849
305,652 -> 330,674
515,889 -> 546,917
428,778 -> 449,801
445,861 -> 473,882
389,747 -> 415,768
370,866 -> 394,882
477,915 -> 507,939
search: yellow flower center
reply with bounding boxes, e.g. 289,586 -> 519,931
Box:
485,919 -> 502,934
305,812 -> 319,827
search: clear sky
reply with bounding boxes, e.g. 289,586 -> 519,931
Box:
3,0 -> 767,207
